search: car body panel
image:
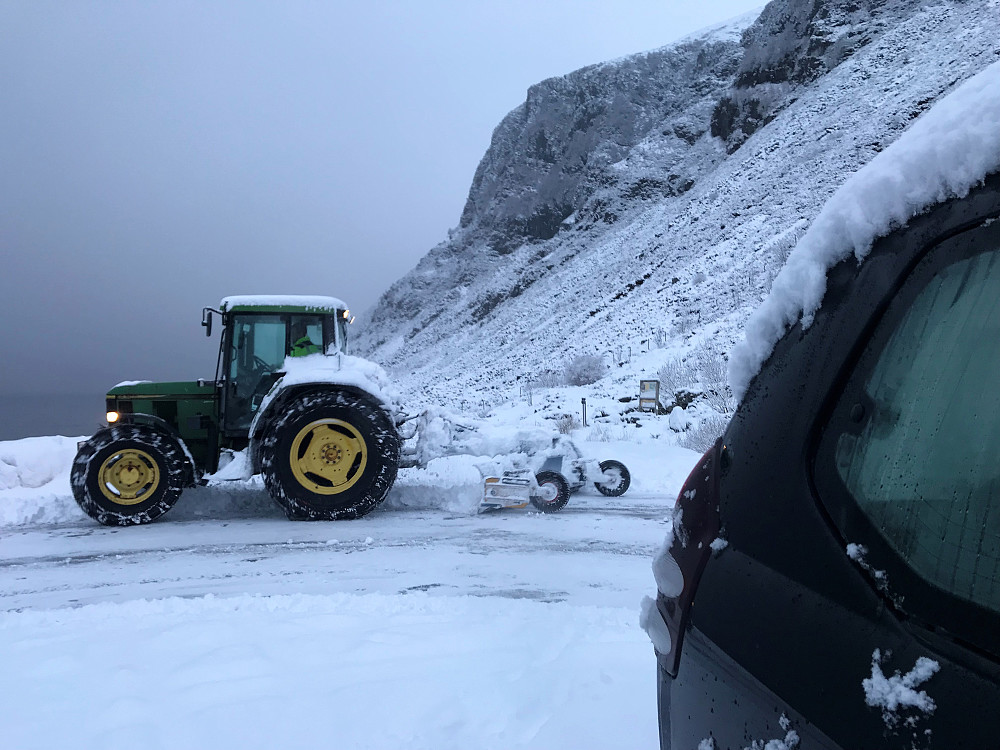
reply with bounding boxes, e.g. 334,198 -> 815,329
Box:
661,176 -> 1000,749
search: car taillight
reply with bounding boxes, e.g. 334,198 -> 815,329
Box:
653,442 -> 722,677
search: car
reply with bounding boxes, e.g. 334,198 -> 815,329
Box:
647,65 -> 1000,750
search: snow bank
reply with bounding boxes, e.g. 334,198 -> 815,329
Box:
730,60 -> 1000,398
0,436 -> 86,526
406,407 -> 558,465
0,436 -> 282,527
0,592 -> 657,750
389,454 -> 530,515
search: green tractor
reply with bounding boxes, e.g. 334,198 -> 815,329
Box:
71,295 -> 400,526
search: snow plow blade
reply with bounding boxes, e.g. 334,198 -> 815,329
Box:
480,470 -> 534,512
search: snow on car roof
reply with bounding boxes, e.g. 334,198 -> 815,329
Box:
729,59 -> 1000,400
219,295 -> 348,312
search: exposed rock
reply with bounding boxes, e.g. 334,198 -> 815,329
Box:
712,0 -> 928,151
362,18 -> 749,351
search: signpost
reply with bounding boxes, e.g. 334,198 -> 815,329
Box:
639,380 -> 660,412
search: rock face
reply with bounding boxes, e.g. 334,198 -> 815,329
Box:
362,19 -> 749,350
358,0 -> 1000,408
460,36 -> 742,255
711,0 -> 927,151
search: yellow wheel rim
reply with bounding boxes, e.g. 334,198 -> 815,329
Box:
289,419 -> 368,495
97,448 -> 161,505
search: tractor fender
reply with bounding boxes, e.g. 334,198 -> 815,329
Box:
118,412 -> 200,487
247,357 -> 401,474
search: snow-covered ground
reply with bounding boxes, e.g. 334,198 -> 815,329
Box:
1,430 -> 696,749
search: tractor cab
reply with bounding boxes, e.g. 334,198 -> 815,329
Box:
210,296 -> 352,434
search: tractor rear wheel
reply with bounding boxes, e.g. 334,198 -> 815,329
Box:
260,391 -> 399,520
71,424 -> 187,526
530,470 -> 570,512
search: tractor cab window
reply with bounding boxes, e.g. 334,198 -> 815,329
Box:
289,316 -> 323,357
226,315 -> 287,430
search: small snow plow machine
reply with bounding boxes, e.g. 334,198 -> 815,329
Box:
480,436 -> 631,513
397,411 -> 630,513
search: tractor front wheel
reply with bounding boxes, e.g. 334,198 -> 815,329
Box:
530,470 -> 570,512
594,459 -> 630,497
260,391 -> 400,520
71,424 -> 187,526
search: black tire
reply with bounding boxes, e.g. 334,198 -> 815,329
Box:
530,470 -> 570,512
594,459 -> 630,497
71,424 -> 187,526
260,390 -> 400,520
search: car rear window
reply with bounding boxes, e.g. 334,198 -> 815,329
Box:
835,241 -> 1000,615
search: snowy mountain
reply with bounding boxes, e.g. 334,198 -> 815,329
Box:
358,0 -> 1000,413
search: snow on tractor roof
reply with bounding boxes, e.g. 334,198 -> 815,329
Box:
219,295 -> 348,313
729,59 -> 1000,400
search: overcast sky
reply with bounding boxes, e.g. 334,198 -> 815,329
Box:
1,1 -> 762,397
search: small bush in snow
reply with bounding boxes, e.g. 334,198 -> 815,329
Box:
657,358 -> 693,401
555,414 -> 579,434
589,424 -> 614,442
680,413 -> 729,453
563,355 -> 606,386
694,346 -> 737,416
529,371 -> 562,389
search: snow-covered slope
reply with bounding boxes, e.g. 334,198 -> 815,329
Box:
731,58 -> 1000,397
357,0 -> 1000,412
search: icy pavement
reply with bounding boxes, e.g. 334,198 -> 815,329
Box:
0,437 -> 696,750
1,492 -> 674,611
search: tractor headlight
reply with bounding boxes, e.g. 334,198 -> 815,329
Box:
106,411 -> 120,423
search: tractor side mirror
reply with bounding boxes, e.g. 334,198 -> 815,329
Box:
202,308 -> 213,337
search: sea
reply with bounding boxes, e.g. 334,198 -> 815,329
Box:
0,394 -> 106,442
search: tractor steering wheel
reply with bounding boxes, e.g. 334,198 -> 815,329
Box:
252,355 -> 271,373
